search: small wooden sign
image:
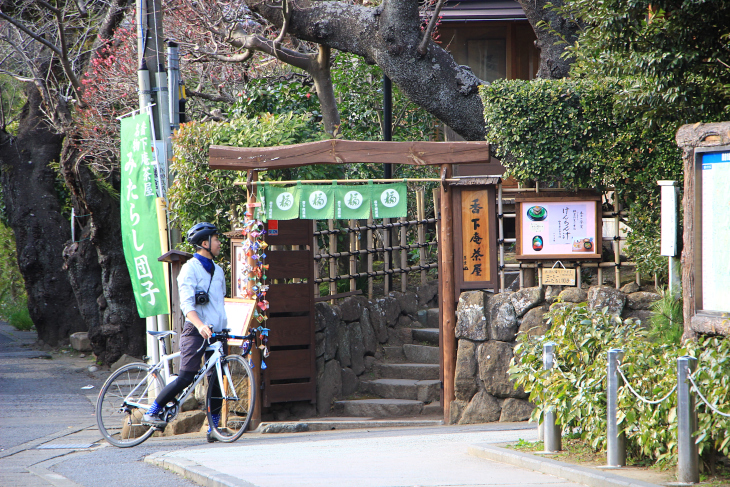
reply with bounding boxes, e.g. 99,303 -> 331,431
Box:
453,185 -> 498,298
542,268 -> 576,286
461,189 -> 491,282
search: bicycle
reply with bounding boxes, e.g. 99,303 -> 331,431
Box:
96,328 -> 259,447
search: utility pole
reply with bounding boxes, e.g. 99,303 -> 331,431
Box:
137,0 -> 173,359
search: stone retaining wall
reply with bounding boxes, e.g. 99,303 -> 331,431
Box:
450,283 -> 660,425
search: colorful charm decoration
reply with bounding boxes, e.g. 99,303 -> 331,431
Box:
241,201 -> 270,362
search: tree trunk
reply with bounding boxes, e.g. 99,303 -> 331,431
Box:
249,0 -> 486,141
60,142 -> 147,364
0,84 -> 84,345
310,45 -> 341,135
516,0 -> 582,79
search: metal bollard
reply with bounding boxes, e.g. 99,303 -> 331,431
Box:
543,342 -> 561,452
607,349 -> 626,467
677,356 -> 699,484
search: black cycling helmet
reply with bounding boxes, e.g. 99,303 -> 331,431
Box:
187,222 -> 218,248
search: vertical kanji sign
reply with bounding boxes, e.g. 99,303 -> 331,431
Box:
120,113 -> 169,318
461,189 -> 491,282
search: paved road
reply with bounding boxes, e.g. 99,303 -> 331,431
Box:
149,424 -> 578,487
0,322 -> 581,487
0,322 -> 201,487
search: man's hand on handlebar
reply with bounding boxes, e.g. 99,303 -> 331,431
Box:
198,324 -> 213,340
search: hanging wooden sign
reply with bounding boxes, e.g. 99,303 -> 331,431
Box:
541,267 -> 576,286
453,186 -> 498,298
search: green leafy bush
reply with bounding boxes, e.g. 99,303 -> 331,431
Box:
169,112 -> 326,274
510,303 -> 730,468
480,79 -> 683,279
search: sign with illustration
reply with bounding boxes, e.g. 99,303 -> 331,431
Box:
119,112 -> 169,318
516,196 -> 602,260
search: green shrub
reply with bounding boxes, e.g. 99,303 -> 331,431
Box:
648,288 -> 683,345
510,303 -> 730,468
7,300 -> 33,331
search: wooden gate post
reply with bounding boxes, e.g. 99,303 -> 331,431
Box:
439,164 -> 456,424
245,170 -> 262,429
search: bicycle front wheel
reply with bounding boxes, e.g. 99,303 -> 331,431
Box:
96,362 -> 164,448
207,355 -> 255,442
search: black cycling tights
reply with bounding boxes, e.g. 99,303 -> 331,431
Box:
153,370 -> 222,415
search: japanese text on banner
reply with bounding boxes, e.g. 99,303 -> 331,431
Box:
120,113 -> 169,318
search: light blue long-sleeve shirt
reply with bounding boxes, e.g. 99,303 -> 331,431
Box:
178,256 -> 227,332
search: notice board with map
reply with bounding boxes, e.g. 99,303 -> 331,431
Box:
696,147 -> 730,314
515,195 -> 602,260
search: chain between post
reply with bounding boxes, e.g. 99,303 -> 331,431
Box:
616,361 -> 677,405
687,367 -> 730,418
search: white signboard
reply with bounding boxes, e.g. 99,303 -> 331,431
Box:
518,198 -> 600,259
701,151 -> 730,312
659,181 -> 678,257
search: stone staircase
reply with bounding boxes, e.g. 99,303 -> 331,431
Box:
334,312 -> 443,418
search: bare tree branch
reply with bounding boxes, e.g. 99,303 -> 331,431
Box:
417,0 -> 446,56
273,0 -> 291,46
36,0 -> 86,105
0,11 -> 63,57
187,87 -> 235,103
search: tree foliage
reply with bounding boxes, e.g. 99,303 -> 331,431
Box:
562,0 -> 730,125
168,112 -> 326,272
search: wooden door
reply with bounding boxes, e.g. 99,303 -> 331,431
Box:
263,219 -> 316,406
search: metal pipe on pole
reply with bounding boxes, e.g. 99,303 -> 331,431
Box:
167,41 -> 181,131
677,355 -> 699,484
607,348 -> 626,467
543,342 -> 561,453
383,75 -> 393,291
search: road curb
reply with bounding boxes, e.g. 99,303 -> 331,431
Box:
145,451 -> 259,487
468,443 -> 663,487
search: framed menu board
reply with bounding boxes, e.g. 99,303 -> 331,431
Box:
516,195 -> 602,260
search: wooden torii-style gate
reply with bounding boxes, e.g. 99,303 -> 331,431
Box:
209,139 -> 500,423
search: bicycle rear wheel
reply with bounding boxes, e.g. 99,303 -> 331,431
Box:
207,355 -> 255,442
96,362 -> 164,447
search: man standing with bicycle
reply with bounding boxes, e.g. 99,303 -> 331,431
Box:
143,222 -> 227,443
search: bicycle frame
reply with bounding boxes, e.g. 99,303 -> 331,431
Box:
121,339 -> 239,413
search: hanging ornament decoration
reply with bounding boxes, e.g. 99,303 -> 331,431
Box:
241,201 -> 270,365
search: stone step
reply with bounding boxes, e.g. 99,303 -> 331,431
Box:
375,363 -> 439,380
411,328 -> 439,346
422,402 -> 444,416
383,346 -> 405,362
334,399 -> 424,418
427,308 -> 439,328
403,344 -> 439,364
362,378 -> 440,402
257,418 -> 443,433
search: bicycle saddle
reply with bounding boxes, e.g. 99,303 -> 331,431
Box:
146,330 -> 177,338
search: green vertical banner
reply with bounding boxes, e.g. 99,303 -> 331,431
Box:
120,113 -> 169,318
300,184 -> 334,219
372,183 -> 407,218
335,184 -> 371,219
264,183 -> 300,220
